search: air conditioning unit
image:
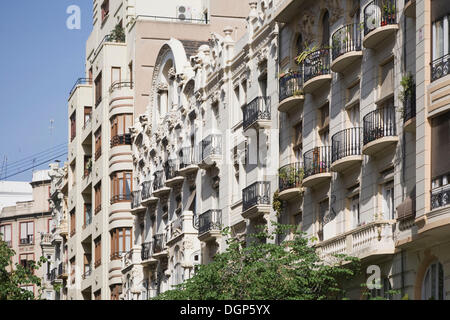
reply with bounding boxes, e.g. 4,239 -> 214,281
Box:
176,6 -> 192,21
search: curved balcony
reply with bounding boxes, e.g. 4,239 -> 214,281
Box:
198,209 -> 222,242
164,159 -> 184,187
110,193 -> 132,205
69,78 -> 92,99
178,147 -> 199,176
278,162 -> 304,201
110,134 -> 132,148
403,0 -> 415,18
152,170 -> 171,198
331,23 -> 363,73
303,48 -> 331,94
242,182 -> 271,220
109,81 -> 134,117
363,0 -> 398,49
431,54 -> 450,83
278,71 -> 304,113
362,105 -> 398,156
242,96 -> 271,131
141,180 -> 158,206
199,134 -> 222,169
331,128 -> 363,172
303,146 -> 332,188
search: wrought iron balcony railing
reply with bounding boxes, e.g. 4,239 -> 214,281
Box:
164,159 -> 180,180
431,53 -> 450,82
131,190 -> 141,209
279,71 -> 303,102
110,134 -> 132,148
141,241 -> 154,261
69,78 -> 92,97
363,105 -> 397,145
20,234 -> 34,245
109,80 -> 133,93
110,193 -> 132,204
201,134 -> 222,161
198,210 -> 222,235
303,146 -> 331,179
58,263 -> 66,277
278,162 -> 304,192
332,23 -> 362,60
303,48 -> 331,83
331,127 -> 362,163
153,234 -> 166,254
242,96 -> 271,131
403,92 -> 416,123
179,147 -> 197,169
363,0 -> 397,36
431,179 -> 450,210
141,180 -> 153,201
153,170 -> 166,191
242,181 -> 271,212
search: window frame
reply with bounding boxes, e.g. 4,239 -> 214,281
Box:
19,221 -> 34,246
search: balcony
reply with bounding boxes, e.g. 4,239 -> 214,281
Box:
131,190 -> 146,214
152,234 -> 167,259
403,0 -> 415,18
110,134 -> 132,148
178,147 -> 199,176
110,193 -> 132,205
152,170 -> 171,198
164,160 -> 184,187
331,23 -> 363,73
242,96 -> 271,131
362,105 -> 398,156
109,81 -> 133,94
363,0 -> 398,49
331,128 -> 363,172
141,180 -> 158,206
316,220 -> 395,261
303,48 -> 331,94
141,241 -> 157,266
431,54 -> 450,83
40,233 -> 52,246
431,183 -> 450,211
403,92 -> 416,132
302,146 -> 332,188
242,182 -> 271,220
199,134 -> 222,169
58,263 -> 67,279
278,71 -> 304,113
278,162 -> 304,201
82,211 -> 92,229
82,265 -> 92,280
69,77 -> 92,98
167,217 -> 184,244
20,235 -> 34,246
198,209 -> 222,242
50,268 -> 60,284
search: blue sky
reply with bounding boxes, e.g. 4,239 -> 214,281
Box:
0,1 -> 92,181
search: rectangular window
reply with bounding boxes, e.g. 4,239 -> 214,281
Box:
95,72 -> 103,107
350,195 -> 360,228
110,228 -> 132,260
95,127 -> 102,160
101,0 -> 109,22
111,67 -> 121,86
19,221 -> 34,245
110,114 -> 132,147
0,224 -> 12,247
47,218 -> 52,233
70,258 -> 75,284
70,112 -> 76,141
293,121 -> 303,161
70,210 -> 76,236
379,58 -> 394,99
318,199 -> 329,241
382,182 -> 395,220
20,253 -> 34,270
347,104 -> 360,128
111,171 -> 133,203
84,107 -> 92,125
95,182 -> 102,214
95,237 -> 102,268
83,203 -> 92,229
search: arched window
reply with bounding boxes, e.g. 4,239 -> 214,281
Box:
422,261 -> 444,300
321,10 -> 330,47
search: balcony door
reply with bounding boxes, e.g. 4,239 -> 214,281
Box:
382,182 -> 395,221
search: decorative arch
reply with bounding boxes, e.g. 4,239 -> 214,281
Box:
414,250 -> 440,299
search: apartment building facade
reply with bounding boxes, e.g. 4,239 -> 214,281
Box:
66,0 -> 247,300
125,0 -> 450,300
0,170 -> 52,299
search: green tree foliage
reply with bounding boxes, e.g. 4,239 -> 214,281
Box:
155,224 -> 361,300
0,238 -> 46,300
109,23 -> 125,43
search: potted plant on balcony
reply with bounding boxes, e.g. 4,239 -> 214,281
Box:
110,23 -> 125,43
